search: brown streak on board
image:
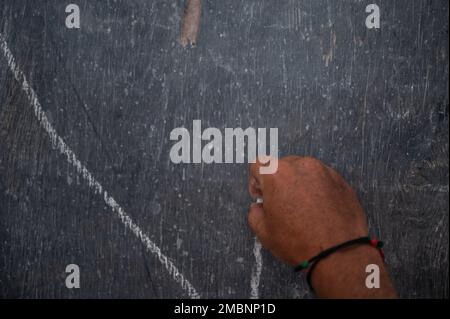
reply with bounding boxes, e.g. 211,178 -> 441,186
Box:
180,0 -> 202,48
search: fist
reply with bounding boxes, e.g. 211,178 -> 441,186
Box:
248,156 -> 369,266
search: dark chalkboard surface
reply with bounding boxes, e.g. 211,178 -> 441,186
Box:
0,0 -> 448,298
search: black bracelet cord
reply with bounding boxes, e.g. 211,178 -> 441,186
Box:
294,236 -> 384,292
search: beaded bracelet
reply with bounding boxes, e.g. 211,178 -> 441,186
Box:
294,236 -> 385,292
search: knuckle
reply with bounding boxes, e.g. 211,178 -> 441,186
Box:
282,155 -> 302,163
248,215 -> 262,234
247,213 -> 254,228
298,156 -> 324,171
248,208 -> 260,228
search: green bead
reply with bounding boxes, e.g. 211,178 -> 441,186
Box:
377,241 -> 384,248
300,260 -> 309,269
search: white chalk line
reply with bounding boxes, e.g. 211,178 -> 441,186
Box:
250,237 -> 263,299
0,32 -> 200,299
250,197 -> 264,299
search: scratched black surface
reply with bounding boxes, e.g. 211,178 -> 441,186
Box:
0,0 -> 448,298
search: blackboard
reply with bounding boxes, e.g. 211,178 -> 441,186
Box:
0,0 -> 448,298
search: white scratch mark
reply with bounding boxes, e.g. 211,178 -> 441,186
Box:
0,32 -> 200,299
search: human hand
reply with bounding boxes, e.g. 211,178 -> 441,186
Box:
248,156 -> 368,265
247,156 -> 397,298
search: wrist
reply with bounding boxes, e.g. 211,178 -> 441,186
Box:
309,244 -> 397,298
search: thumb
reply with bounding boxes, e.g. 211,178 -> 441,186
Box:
248,203 -> 268,241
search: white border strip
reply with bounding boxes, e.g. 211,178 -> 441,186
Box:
0,32 -> 200,299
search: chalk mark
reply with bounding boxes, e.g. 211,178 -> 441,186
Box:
0,32 -> 200,299
250,237 -> 263,299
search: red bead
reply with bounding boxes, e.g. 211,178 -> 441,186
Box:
370,238 -> 378,247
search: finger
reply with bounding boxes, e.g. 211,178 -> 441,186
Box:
248,175 -> 263,199
249,156 -> 277,192
248,203 -> 268,241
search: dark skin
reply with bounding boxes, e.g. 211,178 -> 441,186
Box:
248,156 -> 398,299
